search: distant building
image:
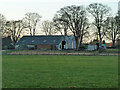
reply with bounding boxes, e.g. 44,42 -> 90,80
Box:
2,36 -> 13,50
87,45 -> 97,51
15,35 -> 76,50
105,42 -> 112,48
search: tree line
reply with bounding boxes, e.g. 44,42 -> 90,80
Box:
0,3 -> 120,50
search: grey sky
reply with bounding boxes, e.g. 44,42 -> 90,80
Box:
0,0 -> 119,21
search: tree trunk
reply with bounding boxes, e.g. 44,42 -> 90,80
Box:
79,35 -> 83,48
60,31 -> 63,35
112,40 -> 115,48
100,37 -> 102,45
75,36 -> 79,51
98,26 -> 102,46
64,27 -> 67,36
30,28 -> 32,36
12,37 -> 16,46
33,28 -> 35,36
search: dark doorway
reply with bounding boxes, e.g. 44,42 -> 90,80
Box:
62,41 -> 66,50
96,43 -> 99,50
35,45 -> 37,49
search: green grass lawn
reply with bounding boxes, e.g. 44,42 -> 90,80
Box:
2,55 -> 118,88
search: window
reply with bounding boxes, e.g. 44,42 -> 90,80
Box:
32,40 -> 35,42
43,40 -> 47,42
22,40 -> 25,42
53,40 -> 56,42
15,45 -> 19,48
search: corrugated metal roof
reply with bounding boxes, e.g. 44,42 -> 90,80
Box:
16,35 -> 64,45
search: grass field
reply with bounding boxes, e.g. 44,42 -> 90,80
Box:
2,55 -> 118,88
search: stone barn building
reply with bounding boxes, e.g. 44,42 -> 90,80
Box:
15,35 -> 76,50
15,35 -> 75,50
15,35 -> 65,50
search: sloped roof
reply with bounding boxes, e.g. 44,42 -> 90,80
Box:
16,35 -> 64,45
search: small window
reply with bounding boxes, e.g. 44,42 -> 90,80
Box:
53,40 -> 56,42
32,40 -> 35,42
43,40 -> 47,42
22,40 -> 25,42
15,45 -> 19,48
10,43 -> 14,45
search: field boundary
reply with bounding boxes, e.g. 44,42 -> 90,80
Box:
2,50 -> 119,56
7,52 -> 119,56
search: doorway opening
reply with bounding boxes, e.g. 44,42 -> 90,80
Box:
62,41 -> 66,50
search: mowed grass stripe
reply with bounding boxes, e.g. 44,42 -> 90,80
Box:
2,55 -> 118,88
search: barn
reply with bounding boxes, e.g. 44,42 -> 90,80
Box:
15,35 -> 66,50
15,35 -> 76,50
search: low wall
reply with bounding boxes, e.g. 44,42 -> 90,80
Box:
7,50 -> 119,56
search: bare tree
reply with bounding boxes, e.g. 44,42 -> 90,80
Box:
54,5 -> 89,50
53,15 -> 68,36
104,16 -> 120,47
23,13 -> 41,36
87,3 -> 111,45
41,20 -> 57,35
5,20 -> 28,45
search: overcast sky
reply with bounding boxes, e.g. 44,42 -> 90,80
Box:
0,0 -> 119,21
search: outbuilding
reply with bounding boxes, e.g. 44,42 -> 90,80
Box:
2,36 -> 14,50
15,35 -> 66,50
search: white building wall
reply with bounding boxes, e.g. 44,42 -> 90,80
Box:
57,43 -> 62,50
57,38 -> 65,50
65,36 -> 76,49
87,45 -> 97,51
